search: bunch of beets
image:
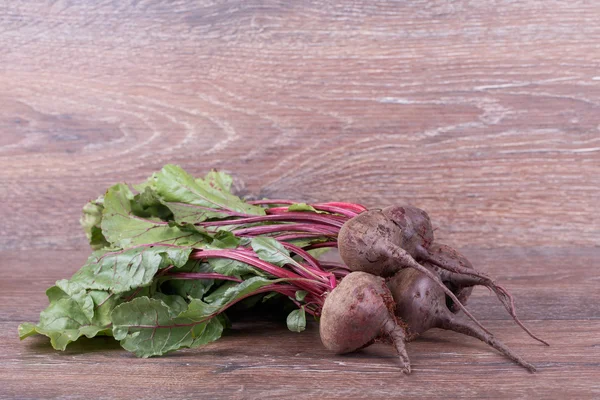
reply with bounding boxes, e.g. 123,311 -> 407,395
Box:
20,165 -> 547,373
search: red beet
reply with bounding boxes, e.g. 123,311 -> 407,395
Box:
319,272 -> 411,373
387,267 -> 537,372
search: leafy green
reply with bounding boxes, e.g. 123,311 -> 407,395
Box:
287,203 -> 321,213
202,169 -> 233,192
208,230 -> 240,249
153,164 -> 265,224
159,259 -> 215,299
101,183 -> 207,248
251,237 -> 303,270
18,281 -> 120,350
286,308 -> 306,332
204,276 -> 274,307
207,257 -> 267,278
80,196 -> 110,250
111,297 -> 223,358
21,164 -> 343,357
111,277 -> 276,357
295,290 -> 308,301
131,187 -> 173,220
152,293 -> 188,316
203,232 -> 266,278
69,246 -> 192,294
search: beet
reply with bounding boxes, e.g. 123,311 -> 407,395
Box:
387,267 -> 537,372
337,209 -> 493,335
320,271 -> 411,373
338,208 -> 548,346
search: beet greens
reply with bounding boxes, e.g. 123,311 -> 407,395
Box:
20,165 -> 362,356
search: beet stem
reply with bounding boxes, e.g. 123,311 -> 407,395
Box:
197,213 -> 345,228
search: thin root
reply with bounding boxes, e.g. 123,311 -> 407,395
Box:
383,317 -> 411,374
419,246 -> 549,346
440,315 -> 537,372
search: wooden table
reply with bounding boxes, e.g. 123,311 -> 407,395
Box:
1,1 -> 598,398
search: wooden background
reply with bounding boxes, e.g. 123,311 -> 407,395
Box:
1,0 -> 598,398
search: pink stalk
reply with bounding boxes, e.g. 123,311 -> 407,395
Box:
280,242 -> 326,272
279,241 -> 337,288
166,202 -> 253,218
303,241 -> 339,250
233,223 -> 339,236
197,213 -> 345,228
248,199 -> 367,214
312,204 -> 358,218
319,201 -> 367,213
247,199 -> 296,205
166,272 -> 243,282
264,205 -> 357,218
190,249 -> 330,294
274,233 -> 328,242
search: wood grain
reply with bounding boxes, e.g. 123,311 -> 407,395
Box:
0,0 -> 598,398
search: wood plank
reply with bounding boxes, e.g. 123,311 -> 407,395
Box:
1,320 -> 598,399
0,1 -> 599,252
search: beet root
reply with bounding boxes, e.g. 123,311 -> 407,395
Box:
387,268 -> 537,372
337,206 -> 547,346
381,205 -> 435,251
320,271 -> 411,373
338,212 -> 492,335
426,243 -> 475,313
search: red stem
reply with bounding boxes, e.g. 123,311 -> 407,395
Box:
197,213 -> 345,228
190,249 -> 330,295
304,241 -> 339,250
165,272 -> 243,282
233,223 -> 339,236
248,199 -> 367,214
274,233 -> 329,242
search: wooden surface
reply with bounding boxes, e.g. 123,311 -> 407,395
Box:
1,0 -> 599,398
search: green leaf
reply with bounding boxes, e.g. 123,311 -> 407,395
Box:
286,308 -> 306,332
111,297 -> 223,358
202,281 -> 238,304
203,233 -> 262,278
204,276 -> 275,308
251,237 -> 303,270
208,230 -> 240,249
18,284 -> 120,350
261,292 -> 280,303
202,170 -> 233,192
131,187 -> 173,220
207,257 -> 266,278
306,247 -> 332,259
287,237 -> 329,249
153,164 -> 265,224
18,322 -> 38,340
101,183 -> 207,248
80,196 -> 110,250
70,246 -> 192,294
152,293 -> 188,317
295,290 -> 308,301
159,260 -> 215,299
287,203 -> 321,213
